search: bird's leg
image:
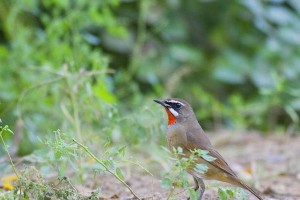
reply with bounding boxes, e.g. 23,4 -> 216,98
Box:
194,177 -> 205,200
188,176 -> 205,200
193,177 -> 199,191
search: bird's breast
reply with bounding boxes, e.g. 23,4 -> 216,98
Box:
166,124 -> 187,150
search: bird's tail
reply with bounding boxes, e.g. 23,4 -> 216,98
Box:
237,180 -> 263,200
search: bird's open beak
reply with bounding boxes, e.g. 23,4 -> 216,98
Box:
153,99 -> 171,108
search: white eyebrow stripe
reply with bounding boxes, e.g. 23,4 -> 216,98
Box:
168,108 -> 179,117
166,100 -> 185,105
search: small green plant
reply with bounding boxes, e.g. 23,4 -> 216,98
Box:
0,126 -> 147,199
218,187 -> 234,200
161,147 -> 210,200
17,166 -> 78,199
218,187 -> 249,200
42,129 -> 142,199
72,138 -> 141,199
0,124 -> 19,179
0,123 -> 22,199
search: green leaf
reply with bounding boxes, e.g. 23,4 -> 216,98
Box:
181,178 -> 189,188
194,164 -> 208,174
285,105 -> 299,123
161,176 -> 172,189
226,189 -> 235,197
161,146 -> 171,153
201,151 -> 216,162
93,82 -> 116,103
218,188 -> 228,200
54,151 -> 62,160
188,187 -> 199,200
176,146 -> 183,154
4,126 -> 14,134
117,145 -> 127,157
115,167 -> 124,180
201,154 -> 216,162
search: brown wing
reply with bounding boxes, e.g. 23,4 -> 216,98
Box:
205,148 -> 237,177
185,130 -> 237,178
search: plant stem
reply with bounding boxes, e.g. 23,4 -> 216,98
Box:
72,138 -> 141,200
0,126 -> 20,179
0,126 -> 22,197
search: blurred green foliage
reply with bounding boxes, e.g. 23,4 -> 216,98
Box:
1,0 -> 300,156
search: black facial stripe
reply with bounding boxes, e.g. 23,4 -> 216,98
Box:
165,100 -> 184,105
165,101 -> 183,110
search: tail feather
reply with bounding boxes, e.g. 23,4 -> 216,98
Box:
237,180 -> 263,200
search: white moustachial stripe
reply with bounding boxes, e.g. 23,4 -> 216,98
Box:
168,108 -> 179,117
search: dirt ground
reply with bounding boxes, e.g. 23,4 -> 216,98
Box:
76,132 -> 300,200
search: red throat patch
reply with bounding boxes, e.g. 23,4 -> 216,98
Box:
164,107 -> 176,125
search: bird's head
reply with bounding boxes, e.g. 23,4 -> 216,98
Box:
154,98 -> 193,125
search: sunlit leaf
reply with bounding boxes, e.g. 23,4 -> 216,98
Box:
161,177 -> 172,189
201,153 -> 216,162
115,168 -> 124,180
194,164 -> 208,174
226,189 -> 235,197
218,188 -> 228,200
188,187 -> 199,200
177,147 -> 183,154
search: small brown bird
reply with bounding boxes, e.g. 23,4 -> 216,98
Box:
154,98 -> 263,200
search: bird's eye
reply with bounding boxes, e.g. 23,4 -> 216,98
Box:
175,103 -> 182,109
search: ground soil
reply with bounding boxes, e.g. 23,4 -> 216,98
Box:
76,132 -> 300,200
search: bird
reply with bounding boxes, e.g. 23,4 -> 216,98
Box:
154,98 -> 263,200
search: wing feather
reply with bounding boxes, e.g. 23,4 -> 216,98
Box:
185,130 -> 237,178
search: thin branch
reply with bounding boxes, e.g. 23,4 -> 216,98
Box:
72,138 -> 141,200
0,126 -> 22,197
0,126 -> 20,179
17,76 -> 65,117
121,159 -> 153,177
